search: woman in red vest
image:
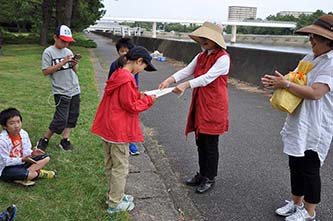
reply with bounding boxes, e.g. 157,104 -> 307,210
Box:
159,22 -> 231,193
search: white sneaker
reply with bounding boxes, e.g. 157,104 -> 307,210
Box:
122,194 -> 134,203
105,194 -> 134,204
285,207 -> 316,221
276,200 -> 303,217
107,201 -> 135,214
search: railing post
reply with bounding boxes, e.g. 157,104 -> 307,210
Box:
231,25 -> 237,43
152,22 -> 157,38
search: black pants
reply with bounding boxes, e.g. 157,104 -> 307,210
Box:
195,133 -> 219,180
289,150 -> 321,204
49,94 -> 80,134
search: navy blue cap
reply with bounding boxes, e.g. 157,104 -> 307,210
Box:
127,46 -> 157,71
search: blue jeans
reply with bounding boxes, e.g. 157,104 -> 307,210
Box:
0,155 -> 48,181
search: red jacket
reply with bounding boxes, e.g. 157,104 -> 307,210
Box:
91,68 -> 153,142
185,48 -> 230,136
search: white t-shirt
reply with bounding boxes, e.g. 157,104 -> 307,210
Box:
281,50 -> 333,166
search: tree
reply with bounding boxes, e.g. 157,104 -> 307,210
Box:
40,0 -> 52,46
0,0 -> 105,45
56,0 -> 73,26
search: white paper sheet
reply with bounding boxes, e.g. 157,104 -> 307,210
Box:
144,87 -> 175,98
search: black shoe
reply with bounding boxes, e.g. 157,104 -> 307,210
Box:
6,204 -> 16,221
59,138 -> 73,151
36,138 -> 48,151
196,177 -> 215,194
185,172 -> 203,186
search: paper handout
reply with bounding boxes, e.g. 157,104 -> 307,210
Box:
144,87 -> 175,98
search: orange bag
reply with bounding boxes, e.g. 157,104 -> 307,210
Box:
270,61 -> 313,114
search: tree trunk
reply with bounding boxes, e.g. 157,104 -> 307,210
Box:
63,0 -> 73,27
56,0 -> 64,26
40,0 -> 52,46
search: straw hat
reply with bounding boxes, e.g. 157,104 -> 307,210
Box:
296,14 -> 333,40
189,22 -> 226,49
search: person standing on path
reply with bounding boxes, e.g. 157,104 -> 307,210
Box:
107,37 -> 140,156
159,22 -> 231,194
91,46 -> 158,213
261,14 -> 333,221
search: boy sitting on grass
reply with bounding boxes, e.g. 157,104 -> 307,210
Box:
0,108 -> 55,186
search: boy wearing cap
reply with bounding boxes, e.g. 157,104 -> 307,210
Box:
91,46 -> 157,214
262,14 -> 333,221
159,22 -> 231,194
107,37 -> 140,156
37,25 -> 80,152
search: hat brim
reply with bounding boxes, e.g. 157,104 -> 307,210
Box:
144,60 -> 157,72
296,25 -> 333,40
189,26 -> 226,49
59,35 -> 75,42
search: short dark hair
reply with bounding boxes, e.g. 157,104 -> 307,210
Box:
0,108 -> 22,127
116,37 -> 134,52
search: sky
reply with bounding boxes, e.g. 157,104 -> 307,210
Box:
102,0 -> 333,21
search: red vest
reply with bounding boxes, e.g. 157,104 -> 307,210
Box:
185,48 -> 230,136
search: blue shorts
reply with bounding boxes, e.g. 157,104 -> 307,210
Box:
0,155 -> 49,181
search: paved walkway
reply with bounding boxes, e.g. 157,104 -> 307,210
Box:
88,33 -> 201,220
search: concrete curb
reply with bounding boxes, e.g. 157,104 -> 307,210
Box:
142,125 -> 205,221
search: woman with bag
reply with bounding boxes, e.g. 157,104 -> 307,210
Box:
261,15 -> 333,221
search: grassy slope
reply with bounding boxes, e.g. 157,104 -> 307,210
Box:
0,45 -> 128,221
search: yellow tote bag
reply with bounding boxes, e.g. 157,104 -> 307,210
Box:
270,61 -> 314,114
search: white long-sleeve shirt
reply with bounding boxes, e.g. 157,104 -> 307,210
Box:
172,50 -> 230,88
0,129 -> 32,176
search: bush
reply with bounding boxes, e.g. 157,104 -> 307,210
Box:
2,32 -> 39,44
1,31 -> 97,48
71,33 -> 97,48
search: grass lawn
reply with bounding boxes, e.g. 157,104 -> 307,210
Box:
0,45 -> 128,220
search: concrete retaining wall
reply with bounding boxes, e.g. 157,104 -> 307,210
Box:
93,32 -> 306,86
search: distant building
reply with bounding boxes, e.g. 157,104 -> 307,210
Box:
277,11 -> 313,18
228,6 -> 257,21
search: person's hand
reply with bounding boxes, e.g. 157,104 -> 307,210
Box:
261,70 -> 288,89
21,156 -> 37,164
150,95 -> 157,103
173,81 -> 190,97
31,148 -> 45,157
71,56 -> 79,66
140,91 -> 146,99
62,55 -> 72,65
159,77 -> 175,89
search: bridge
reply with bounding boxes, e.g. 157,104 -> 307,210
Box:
89,16 -> 297,43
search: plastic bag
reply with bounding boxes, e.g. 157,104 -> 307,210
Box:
270,61 -> 313,114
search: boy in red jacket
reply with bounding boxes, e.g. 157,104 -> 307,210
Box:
91,46 -> 157,214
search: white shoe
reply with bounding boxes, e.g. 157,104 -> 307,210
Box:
107,201 -> 135,214
285,207 -> 316,221
276,200 -> 303,217
122,194 -> 134,202
105,194 -> 134,204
